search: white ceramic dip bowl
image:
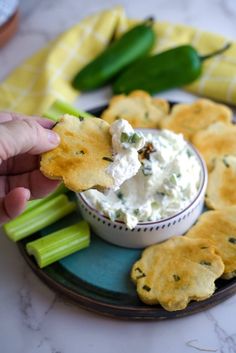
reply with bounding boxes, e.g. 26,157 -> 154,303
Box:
77,134 -> 207,249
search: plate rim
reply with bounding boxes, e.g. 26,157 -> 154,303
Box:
18,239 -> 236,320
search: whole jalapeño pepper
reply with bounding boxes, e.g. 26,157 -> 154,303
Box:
113,43 -> 231,94
72,18 -> 156,91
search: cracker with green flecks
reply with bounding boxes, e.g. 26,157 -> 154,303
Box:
160,99 -> 232,141
191,121 -> 236,171
101,90 -> 169,129
206,155 -> 236,209
131,236 -> 224,311
40,114 -> 114,192
186,207 -> 236,279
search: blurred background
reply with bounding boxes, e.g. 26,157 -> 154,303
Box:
1,0 -> 236,81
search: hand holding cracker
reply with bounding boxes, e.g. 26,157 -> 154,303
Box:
0,112 -> 60,224
40,115 -> 115,192
40,114 -> 144,192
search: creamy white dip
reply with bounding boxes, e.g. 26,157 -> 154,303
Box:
83,128 -> 202,229
106,119 -> 145,190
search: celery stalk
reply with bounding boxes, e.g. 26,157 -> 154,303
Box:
24,183 -> 68,213
43,99 -> 93,121
26,221 -> 90,268
4,194 -> 76,242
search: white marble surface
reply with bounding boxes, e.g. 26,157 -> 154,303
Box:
1,1 -> 236,352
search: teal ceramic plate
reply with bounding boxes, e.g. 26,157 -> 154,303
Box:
18,105 -> 236,320
18,207 -> 236,320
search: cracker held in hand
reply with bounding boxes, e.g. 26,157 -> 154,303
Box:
101,90 -> 169,129
40,114 -> 114,192
160,99 -> 232,141
186,207 -> 236,279
192,122 -> 236,171
206,155 -> 236,209
131,236 -> 224,311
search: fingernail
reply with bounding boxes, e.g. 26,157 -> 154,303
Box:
48,131 -> 60,145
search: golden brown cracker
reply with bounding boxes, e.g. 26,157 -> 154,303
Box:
191,122 -> 236,171
101,90 -> 169,128
40,114 -> 114,192
131,236 -> 224,311
206,155 -> 236,209
160,99 -> 232,141
186,207 -> 236,279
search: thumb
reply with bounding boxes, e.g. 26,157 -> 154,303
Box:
0,119 -> 60,161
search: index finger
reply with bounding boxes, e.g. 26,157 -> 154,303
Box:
0,112 -> 55,129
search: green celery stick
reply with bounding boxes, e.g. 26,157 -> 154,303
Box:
26,221 -> 90,268
4,194 -> 76,242
43,99 -> 93,121
24,183 -> 68,213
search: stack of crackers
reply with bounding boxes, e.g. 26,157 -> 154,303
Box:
102,91 -> 236,311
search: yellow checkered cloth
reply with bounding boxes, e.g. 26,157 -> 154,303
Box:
0,7 -> 236,115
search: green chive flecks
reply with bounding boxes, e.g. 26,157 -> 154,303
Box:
135,267 -> 143,274
116,191 -> 124,200
157,192 -> 165,197
120,132 -> 129,143
120,132 -> 142,144
223,157 -> 230,168
102,156 -> 113,162
136,273 -> 146,279
200,260 -> 211,266
187,149 -> 193,157
142,285 -> 151,292
173,274 -> 181,282
75,150 -> 85,155
130,133 -> 142,144
134,267 -> 146,279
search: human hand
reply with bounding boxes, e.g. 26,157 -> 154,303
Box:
0,112 -> 60,224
